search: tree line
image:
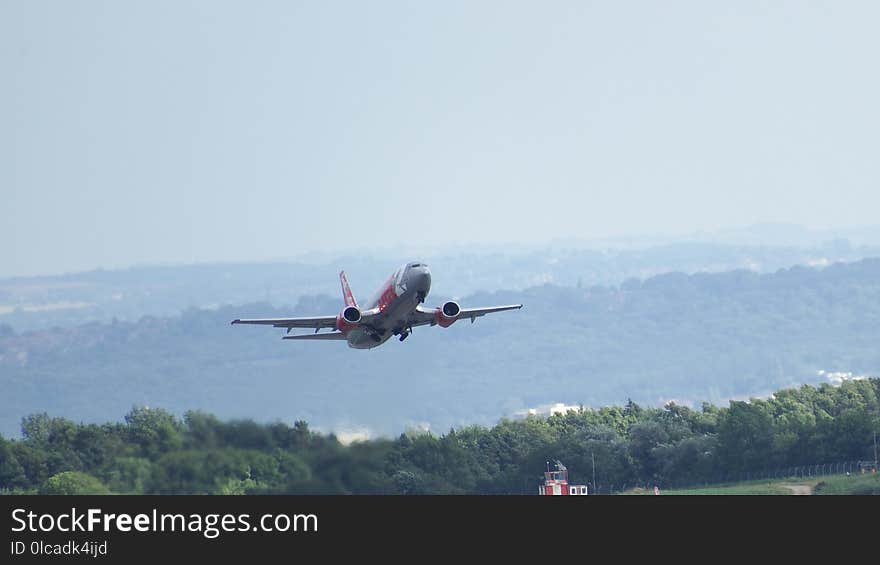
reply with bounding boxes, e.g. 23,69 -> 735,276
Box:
1,378 -> 878,494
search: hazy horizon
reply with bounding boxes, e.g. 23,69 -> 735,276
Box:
5,2 -> 880,278
3,220 -> 880,281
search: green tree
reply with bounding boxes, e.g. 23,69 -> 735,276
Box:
0,439 -> 27,490
100,457 -> 153,494
9,443 -> 48,488
40,471 -> 111,495
717,400 -> 776,474
125,407 -> 182,456
21,413 -> 51,443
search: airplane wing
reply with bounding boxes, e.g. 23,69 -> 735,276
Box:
231,316 -> 338,329
282,332 -> 347,341
231,308 -> 381,330
407,304 -> 523,327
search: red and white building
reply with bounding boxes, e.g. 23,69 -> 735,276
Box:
539,460 -> 588,495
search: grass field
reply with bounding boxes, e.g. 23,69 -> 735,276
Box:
624,479 -> 819,495
814,473 -> 880,495
628,474 -> 880,495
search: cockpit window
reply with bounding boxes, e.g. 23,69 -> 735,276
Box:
394,267 -> 406,293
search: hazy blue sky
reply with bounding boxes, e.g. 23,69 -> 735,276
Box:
3,1 -> 879,277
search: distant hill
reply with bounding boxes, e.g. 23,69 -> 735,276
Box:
1,239 -> 878,332
1,258 -> 880,438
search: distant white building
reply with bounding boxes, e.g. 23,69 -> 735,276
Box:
819,370 -> 871,385
514,402 -> 581,419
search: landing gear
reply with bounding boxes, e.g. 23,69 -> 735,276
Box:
416,291 -> 426,303
397,326 -> 412,342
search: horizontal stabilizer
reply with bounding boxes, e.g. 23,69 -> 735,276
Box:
282,332 -> 347,341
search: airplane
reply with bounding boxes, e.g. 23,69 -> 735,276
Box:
231,262 -> 523,349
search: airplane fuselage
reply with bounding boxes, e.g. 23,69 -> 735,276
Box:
346,262 -> 431,349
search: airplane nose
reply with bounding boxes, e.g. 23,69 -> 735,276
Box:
412,267 -> 431,295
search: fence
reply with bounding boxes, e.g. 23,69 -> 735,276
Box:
597,460 -> 875,494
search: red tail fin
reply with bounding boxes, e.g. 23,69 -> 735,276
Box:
339,271 -> 358,307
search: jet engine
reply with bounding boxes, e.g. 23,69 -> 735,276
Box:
336,305 -> 361,332
435,301 -> 460,327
